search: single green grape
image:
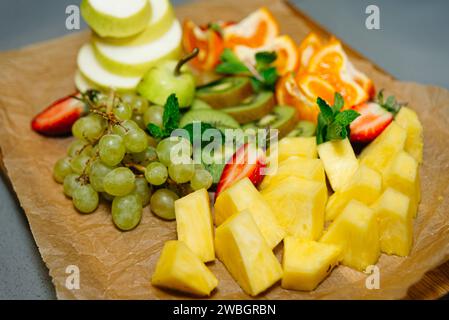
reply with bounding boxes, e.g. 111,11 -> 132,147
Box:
150,189 -> 179,220
126,146 -> 157,166
143,105 -> 164,127
112,119 -> 140,137
145,162 -> 168,186
72,115 -> 105,142
53,157 -> 72,184
168,161 -> 195,184
120,93 -> 135,106
156,137 -> 192,167
132,113 -> 146,130
133,96 -> 149,115
124,128 -> 148,153
72,184 -> 99,214
190,169 -> 213,191
67,140 -> 92,157
89,160 -> 114,192
103,167 -> 136,196
113,103 -> 133,121
70,154 -> 91,174
63,174 -> 83,198
99,134 -> 126,166
112,194 -> 143,231
131,177 -> 152,207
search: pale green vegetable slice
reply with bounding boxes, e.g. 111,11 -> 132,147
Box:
81,0 -> 152,38
92,20 -> 182,77
77,44 -> 141,92
94,0 -> 175,46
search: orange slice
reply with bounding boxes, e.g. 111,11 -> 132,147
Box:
276,73 -> 320,123
183,19 -> 224,71
233,35 -> 299,75
297,32 -> 322,70
223,7 -> 280,49
297,73 -> 336,105
307,40 -> 347,75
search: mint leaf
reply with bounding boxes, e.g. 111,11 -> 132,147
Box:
259,67 -> 278,90
147,94 -> 181,138
315,93 -> 360,145
182,122 -> 224,148
255,51 -> 277,68
334,109 -> 360,127
216,49 -> 249,74
316,97 -> 333,124
332,92 -> 345,113
162,94 -> 181,133
147,124 -> 165,139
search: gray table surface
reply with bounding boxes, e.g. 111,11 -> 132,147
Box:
0,0 -> 448,300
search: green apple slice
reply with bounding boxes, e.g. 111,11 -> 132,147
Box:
81,0 -> 152,38
94,0 -> 175,46
92,19 -> 182,77
77,43 -> 140,92
74,70 -> 99,93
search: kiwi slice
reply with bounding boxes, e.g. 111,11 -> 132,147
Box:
196,77 -> 253,109
221,91 -> 275,124
191,99 -> 212,110
242,106 -> 298,138
287,120 -> 317,137
179,109 -> 240,130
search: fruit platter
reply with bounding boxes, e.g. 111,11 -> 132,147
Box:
0,0 -> 449,300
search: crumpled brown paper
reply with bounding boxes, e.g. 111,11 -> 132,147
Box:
0,0 -> 448,300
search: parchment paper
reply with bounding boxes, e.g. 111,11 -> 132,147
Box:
0,0 -> 448,300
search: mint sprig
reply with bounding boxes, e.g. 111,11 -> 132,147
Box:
316,92 -> 360,145
215,49 -> 279,91
147,94 -> 181,139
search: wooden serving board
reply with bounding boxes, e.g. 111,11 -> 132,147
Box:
0,0 -> 448,300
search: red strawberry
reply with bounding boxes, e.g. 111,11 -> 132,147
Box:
349,102 -> 394,143
31,92 -> 87,136
215,143 -> 267,198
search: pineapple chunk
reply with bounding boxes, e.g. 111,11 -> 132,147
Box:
396,107 -> 423,163
282,238 -> 341,291
260,156 -> 325,190
372,188 -> 413,256
320,200 -> 380,271
268,137 -> 317,164
317,138 -> 359,192
151,241 -> 218,296
384,151 -> 420,217
326,165 -> 382,221
215,210 -> 283,296
214,178 -> 285,248
175,189 -> 215,262
359,121 -> 407,173
261,177 -> 327,240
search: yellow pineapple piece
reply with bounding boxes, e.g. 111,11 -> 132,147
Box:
372,188 -> 413,256
320,200 -> 380,271
214,178 -> 285,248
317,138 -> 359,192
175,189 -> 215,262
384,151 -> 420,217
326,165 -> 382,221
396,107 -> 423,163
261,177 -> 327,240
268,137 -> 317,164
260,156 -> 325,190
215,210 -> 283,296
282,238 -> 341,291
151,241 -> 218,296
359,121 -> 407,173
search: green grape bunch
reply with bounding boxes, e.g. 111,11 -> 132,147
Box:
52,90 -> 213,232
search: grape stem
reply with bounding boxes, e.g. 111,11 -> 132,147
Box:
174,48 -> 199,76
124,163 -> 146,174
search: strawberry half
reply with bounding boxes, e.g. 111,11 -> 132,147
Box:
349,102 -> 393,143
31,92 -> 87,136
215,143 -> 267,198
